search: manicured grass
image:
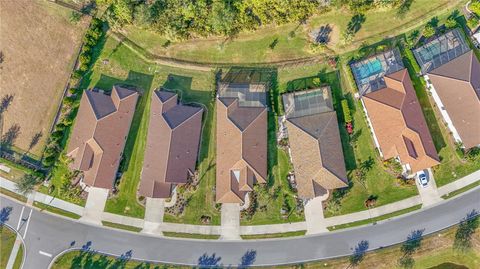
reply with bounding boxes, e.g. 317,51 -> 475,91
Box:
51,220 -> 480,269
241,230 -> 306,240
120,0 -> 464,64
0,226 -> 16,268
442,180 -> 480,199
13,244 -> 23,269
162,232 -> 220,240
0,188 -> 27,203
40,161 -> 86,207
327,204 -> 422,231
33,201 -> 81,219
101,221 -> 142,232
84,35 -> 219,223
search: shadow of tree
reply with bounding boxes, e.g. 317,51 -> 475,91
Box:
238,249 -> 257,268
197,253 -> 222,268
0,206 -> 13,225
1,124 -> 21,148
347,14 -> 366,34
0,94 -> 14,114
397,0 -> 414,18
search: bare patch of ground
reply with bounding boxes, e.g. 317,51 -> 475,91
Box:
0,0 -> 88,157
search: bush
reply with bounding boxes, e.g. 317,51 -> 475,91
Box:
69,11 -> 82,24
341,99 -> 352,123
423,24 -> 436,38
471,1 -> 480,16
467,16 -> 479,29
445,17 -> 457,29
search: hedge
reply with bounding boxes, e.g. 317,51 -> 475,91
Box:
341,99 -> 352,123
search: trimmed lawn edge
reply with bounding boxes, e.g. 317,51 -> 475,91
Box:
13,245 -> 24,269
0,188 -> 28,203
240,230 -> 307,240
101,221 -> 142,232
162,232 -> 220,240
327,204 -> 422,231
34,201 -> 81,219
442,181 -> 480,199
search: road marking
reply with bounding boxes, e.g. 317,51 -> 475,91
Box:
23,208 -> 33,239
38,251 -> 52,257
17,206 -> 25,230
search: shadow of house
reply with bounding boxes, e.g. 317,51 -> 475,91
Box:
93,71 -> 154,175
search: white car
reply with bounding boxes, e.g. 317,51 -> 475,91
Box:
417,171 -> 428,188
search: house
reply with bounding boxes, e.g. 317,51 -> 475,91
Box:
282,87 -> 348,199
216,82 -> 268,204
139,90 -> 203,198
67,86 -> 138,189
413,29 -> 479,149
361,69 -> 439,174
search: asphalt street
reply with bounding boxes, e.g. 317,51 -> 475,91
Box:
1,187 -> 479,268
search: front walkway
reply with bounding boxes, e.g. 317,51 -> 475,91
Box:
79,187 -> 109,225
220,203 -> 241,240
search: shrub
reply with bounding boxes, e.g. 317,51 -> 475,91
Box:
471,1 -> 480,16
467,16 -> 479,29
341,99 -> 352,123
423,24 -> 436,38
69,11 -> 82,24
312,77 -> 321,87
445,18 -> 457,29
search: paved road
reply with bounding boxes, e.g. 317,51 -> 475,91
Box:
1,187 -> 479,268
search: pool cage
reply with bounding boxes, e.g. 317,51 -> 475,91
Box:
413,29 -> 470,74
350,48 -> 404,96
282,87 -> 334,119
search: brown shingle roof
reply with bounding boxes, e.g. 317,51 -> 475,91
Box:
283,88 -> 348,199
67,86 -> 139,189
139,90 -> 203,198
427,50 -> 480,149
216,97 -> 267,203
362,69 -> 439,173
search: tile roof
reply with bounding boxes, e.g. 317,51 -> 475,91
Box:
216,87 -> 267,203
362,69 -> 439,173
427,50 -> 480,149
139,90 -> 203,198
67,86 -> 139,189
283,88 -> 348,199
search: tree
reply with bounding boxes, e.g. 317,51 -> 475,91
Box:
454,210 -> 479,251
470,1 -> 480,16
423,24 -> 436,38
69,11 -> 82,24
349,240 -> 369,267
15,174 -> 40,195
445,18 -> 457,29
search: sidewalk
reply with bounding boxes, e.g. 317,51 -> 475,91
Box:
1,169 -> 479,237
5,234 -> 22,269
437,169 -> 480,196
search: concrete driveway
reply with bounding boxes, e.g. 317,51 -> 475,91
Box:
220,203 -> 241,240
79,187 -> 109,225
142,197 -> 165,235
416,169 -> 442,207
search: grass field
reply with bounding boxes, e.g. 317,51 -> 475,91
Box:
119,0 -> 465,64
51,220 -> 479,268
0,226 -> 23,269
0,0 -> 88,157
101,221 -> 142,233
241,230 -> 307,240
162,232 -> 220,240
78,33 -> 219,223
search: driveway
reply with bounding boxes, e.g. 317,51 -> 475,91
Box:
220,203 -> 241,240
304,195 -> 328,234
416,169 -> 442,207
142,197 -> 165,235
79,187 -> 109,225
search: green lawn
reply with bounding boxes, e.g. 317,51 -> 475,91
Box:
162,232 -> 220,240
442,180 -> 480,199
101,221 -> 142,232
120,0 -> 465,64
0,226 -> 16,268
81,34 -> 219,222
0,188 -> 28,203
34,201 -> 81,219
241,230 -> 306,240
327,204 -> 422,231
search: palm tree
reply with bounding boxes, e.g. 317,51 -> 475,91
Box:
15,174 -> 40,195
